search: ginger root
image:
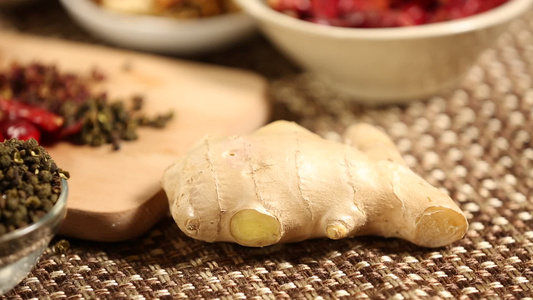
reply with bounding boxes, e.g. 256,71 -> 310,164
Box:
162,121 -> 468,248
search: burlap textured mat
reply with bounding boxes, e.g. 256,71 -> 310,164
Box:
1,1 -> 532,299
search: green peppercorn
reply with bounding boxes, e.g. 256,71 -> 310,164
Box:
25,196 -> 41,209
52,239 -> 71,254
0,154 -> 11,168
13,152 -> 23,164
0,139 -> 69,234
59,170 -> 70,180
39,170 -> 53,182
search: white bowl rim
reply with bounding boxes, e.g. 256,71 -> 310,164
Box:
235,0 -> 532,39
61,0 -> 252,34
0,179 -> 68,244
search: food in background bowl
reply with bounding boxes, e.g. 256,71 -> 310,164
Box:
93,0 -> 240,18
59,0 -> 257,54
268,0 -> 510,28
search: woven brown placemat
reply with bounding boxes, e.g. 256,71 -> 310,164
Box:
1,1 -> 533,299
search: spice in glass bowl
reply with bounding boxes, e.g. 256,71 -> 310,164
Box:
268,0 -> 510,28
0,138 -> 69,235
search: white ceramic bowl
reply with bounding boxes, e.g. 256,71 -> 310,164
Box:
235,0 -> 532,104
59,0 -> 257,55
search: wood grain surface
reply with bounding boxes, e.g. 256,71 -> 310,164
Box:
0,31 -> 270,241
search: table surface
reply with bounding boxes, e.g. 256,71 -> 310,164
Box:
1,1 -> 532,299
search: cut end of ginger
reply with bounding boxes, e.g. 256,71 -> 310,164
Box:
230,209 -> 282,247
414,207 -> 468,248
326,223 -> 349,240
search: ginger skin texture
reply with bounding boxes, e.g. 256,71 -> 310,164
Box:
162,121 -> 468,248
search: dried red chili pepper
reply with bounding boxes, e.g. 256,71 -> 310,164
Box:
55,120 -> 83,139
0,99 -> 64,132
0,118 -> 41,142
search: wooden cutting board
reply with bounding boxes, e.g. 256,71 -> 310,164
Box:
0,31 -> 270,241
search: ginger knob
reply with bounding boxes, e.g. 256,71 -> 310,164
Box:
162,121 -> 468,248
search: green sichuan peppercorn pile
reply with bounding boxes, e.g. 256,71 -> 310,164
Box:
0,138 -> 69,235
0,62 -> 173,150
76,94 -> 173,150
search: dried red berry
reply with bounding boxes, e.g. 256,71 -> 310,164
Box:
270,0 -> 509,28
311,0 -> 340,18
347,0 -> 389,12
397,4 -> 427,26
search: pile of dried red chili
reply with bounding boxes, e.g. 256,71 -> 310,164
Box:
268,0 -> 509,28
0,62 -> 173,150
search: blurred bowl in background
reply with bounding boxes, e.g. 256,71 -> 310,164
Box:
59,0 -> 257,55
235,0 -> 532,104
0,179 -> 68,296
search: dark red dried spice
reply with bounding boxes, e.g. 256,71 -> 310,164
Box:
269,0 -> 510,28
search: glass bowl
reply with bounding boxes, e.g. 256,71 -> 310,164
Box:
0,179 -> 68,295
